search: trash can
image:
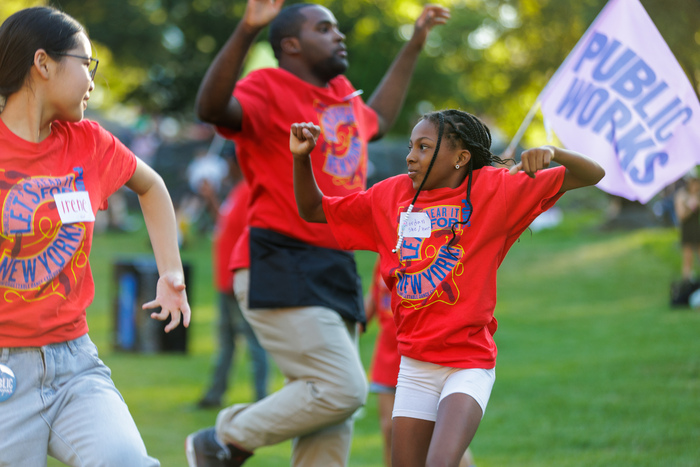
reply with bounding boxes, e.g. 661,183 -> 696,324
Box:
113,257 -> 190,353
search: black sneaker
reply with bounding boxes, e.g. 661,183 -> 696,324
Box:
185,427 -> 252,467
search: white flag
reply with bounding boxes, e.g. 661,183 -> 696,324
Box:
539,0 -> 700,204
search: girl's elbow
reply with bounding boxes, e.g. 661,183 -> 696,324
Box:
580,162 -> 605,187
580,171 -> 604,189
593,165 -> 606,184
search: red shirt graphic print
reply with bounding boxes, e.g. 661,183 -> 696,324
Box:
315,101 -> 366,190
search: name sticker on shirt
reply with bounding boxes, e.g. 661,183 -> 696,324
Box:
400,212 -> 431,238
0,364 -> 16,402
53,191 -> 95,224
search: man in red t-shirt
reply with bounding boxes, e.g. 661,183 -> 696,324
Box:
186,1 -> 450,466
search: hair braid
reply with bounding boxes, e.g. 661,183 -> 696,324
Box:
393,109 -> 513,258
434,109 -> 511,169
392,112 -> 445,254
421,109 -> 512,258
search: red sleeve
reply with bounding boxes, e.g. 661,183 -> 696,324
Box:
504,165 -> 566,235
322,187 -> 379,252
219,183 -> 250,244
214,183 -> 250,291
216,70 -> 270,140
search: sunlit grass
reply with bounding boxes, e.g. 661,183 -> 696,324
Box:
45,211 -> 700,466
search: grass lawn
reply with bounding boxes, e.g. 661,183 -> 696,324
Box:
47,209 -> 700,466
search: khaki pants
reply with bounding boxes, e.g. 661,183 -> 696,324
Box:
216,269 -> 367,466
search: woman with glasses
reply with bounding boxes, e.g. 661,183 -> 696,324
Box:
0,6 -> 190,466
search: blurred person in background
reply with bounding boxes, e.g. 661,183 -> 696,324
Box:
674,171 -> 700,280
176,148 -> 229,244
197,148 -> 269,409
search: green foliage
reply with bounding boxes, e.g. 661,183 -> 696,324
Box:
480,0 -> 700,145
3,1 -> 698,138
45,210 -> 700,466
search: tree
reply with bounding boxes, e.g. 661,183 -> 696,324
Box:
3,0 -> 697,138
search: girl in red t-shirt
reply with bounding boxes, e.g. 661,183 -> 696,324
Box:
0,7 -> 189,466
365,259 -> 476,467
291,109 -> 604,467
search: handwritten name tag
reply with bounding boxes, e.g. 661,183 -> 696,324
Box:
54,191 -> 95,224
400,212 -> 431,238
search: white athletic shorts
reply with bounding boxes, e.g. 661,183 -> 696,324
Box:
393,356 -> 496,422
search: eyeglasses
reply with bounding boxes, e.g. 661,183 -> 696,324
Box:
53,53 -> 99,81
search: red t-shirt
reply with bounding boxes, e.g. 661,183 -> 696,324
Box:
0,118 -> 137,347
368,261 -> 401,387
218,68 -> 379,270
324,166 -> 566,368
214,182 -> 249,292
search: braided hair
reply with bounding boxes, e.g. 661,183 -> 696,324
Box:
422,109 -> 508,169
393,109 -> 510,258
392,112 -> 446,253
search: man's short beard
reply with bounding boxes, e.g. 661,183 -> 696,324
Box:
312,56 -> 348,84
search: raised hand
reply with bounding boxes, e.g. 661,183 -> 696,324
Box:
509,146 -> 555,179
243,0 -> 286,30
143,272 -> 191,333
290,122 -> 322,158
411,4 -> 451,48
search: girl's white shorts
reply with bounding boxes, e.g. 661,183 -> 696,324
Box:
393,356 -> 496,422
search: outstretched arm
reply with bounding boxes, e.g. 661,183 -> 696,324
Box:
367,4 -> 450,139
195,0 -> 286,130
290,123 -> 327,223
509,146 -> 605,192
126,159 -> 191,332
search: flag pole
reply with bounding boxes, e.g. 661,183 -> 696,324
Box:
503,100 -> 540,159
